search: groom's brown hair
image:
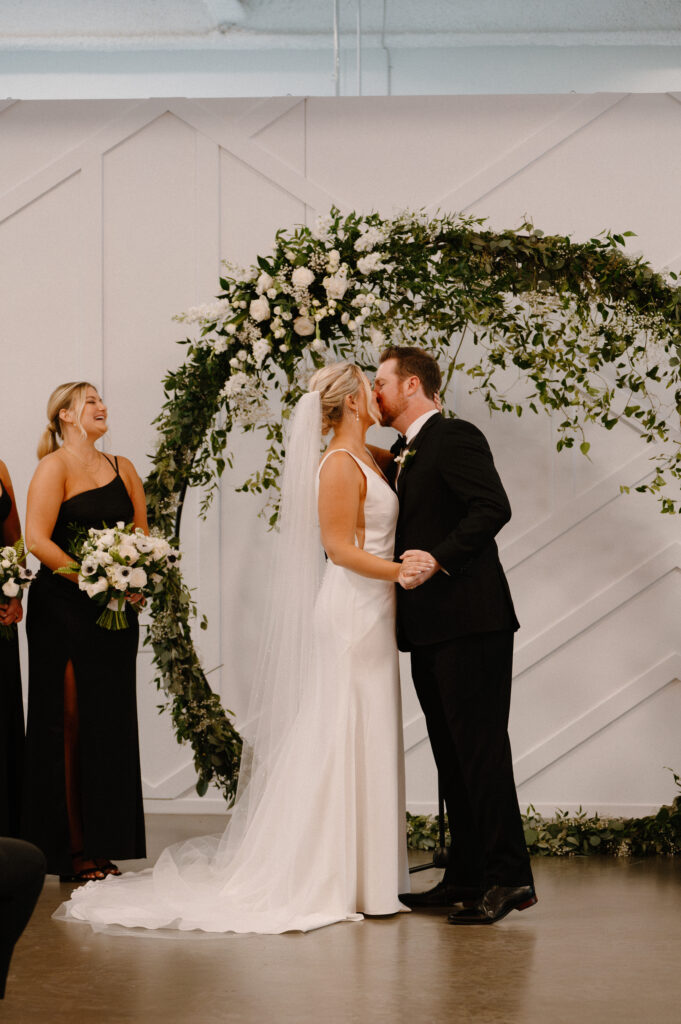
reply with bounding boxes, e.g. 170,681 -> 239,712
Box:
379,346 -> 441,400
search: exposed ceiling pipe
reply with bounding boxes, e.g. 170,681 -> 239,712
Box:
357,0 -> 362,96
333,0 -> 340,96
381,0 -> 392,95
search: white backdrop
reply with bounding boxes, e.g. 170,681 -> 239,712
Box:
1,94 -> 679,816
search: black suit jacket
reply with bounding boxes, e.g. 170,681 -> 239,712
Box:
394,413 -> 519,650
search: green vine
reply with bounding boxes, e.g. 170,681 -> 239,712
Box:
408,770 -> 681,857
143,208 -> 681,798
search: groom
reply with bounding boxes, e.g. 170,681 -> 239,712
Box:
373,346 -> 536,925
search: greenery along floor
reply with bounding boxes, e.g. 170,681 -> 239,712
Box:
406,771 -> 681,857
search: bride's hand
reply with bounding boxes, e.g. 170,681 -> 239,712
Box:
398,550 -> 441,589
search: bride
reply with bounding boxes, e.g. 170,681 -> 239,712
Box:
55,362 -> 432,935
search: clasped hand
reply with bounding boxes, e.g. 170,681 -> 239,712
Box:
397,550 -> 441,590
0,596 -> 23,625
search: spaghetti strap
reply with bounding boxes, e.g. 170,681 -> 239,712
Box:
318,448 -> 368,478
101,453 -> 120,475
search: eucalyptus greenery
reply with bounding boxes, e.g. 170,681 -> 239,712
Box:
143,207 -> 681,798
407,770 -> 681,857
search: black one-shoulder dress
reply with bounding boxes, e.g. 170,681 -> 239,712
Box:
22,459 -> 146,874
0,484 -> 24,838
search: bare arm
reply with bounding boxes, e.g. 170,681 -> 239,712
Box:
0,460 -> 22,548
117,456 -> 149,534
0,460 -> 25,624
25,455 -> 77,578
318,452 -> 431,584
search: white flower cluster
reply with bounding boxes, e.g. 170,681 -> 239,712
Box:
0,541 -> 34,600
75,523 -> 179,630
221,372 -> 269,425
354,224 -> 387,253
175,299 -> 233,328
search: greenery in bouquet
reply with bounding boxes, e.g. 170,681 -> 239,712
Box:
0,538 -> 34,640
57,521 -> 179,630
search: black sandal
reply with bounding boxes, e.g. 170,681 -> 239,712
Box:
98,860 -> 122,877
60,852 -> 107,883
59,865 -> 107,883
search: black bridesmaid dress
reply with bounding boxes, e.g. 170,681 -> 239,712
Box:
0,484 -> 24,839
22,457 -> 146,875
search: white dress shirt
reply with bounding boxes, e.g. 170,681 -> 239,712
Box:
405,408 -> 439,445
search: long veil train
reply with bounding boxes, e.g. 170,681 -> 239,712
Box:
55,391 -> 409,934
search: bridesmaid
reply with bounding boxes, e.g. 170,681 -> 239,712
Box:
23,382 -> 147,882
0,460 -> 25,838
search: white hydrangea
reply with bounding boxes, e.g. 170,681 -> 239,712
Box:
252,338 -> 271,367
357,252 -> 386,275
354,225 -> 386,253
323,269 -> 350,300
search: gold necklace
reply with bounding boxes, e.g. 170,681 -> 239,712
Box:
62,445 -> 103,472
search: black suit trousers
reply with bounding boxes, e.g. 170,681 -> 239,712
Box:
410,630 -> 533,889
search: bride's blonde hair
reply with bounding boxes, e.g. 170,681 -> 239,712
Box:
308,362 -> 372,434
37,381 -> 94,460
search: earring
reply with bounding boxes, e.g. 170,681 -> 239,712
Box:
355,408 -> 359,422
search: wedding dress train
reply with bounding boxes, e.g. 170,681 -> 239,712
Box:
55,432 -> 409,935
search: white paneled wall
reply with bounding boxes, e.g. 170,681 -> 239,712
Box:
1,95 -> 679,816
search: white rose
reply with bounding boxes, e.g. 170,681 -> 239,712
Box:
128,567 -> 147,589
293,316 -> 315,337
291,267 -> 315,288
249,296 -> 271,322
1,559 -> 10,569
226,323 -> 237,335
256,271 -> 273,294
116,539 -> 139,563
267,288 -> 278,299
341,312 -> 350,324
229,358 -> 241,369
369,326 -> 385,346
324,272 -> 350,300
2,579 -> 19,598
311,339 -> 325,352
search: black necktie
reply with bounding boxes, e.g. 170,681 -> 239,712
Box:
390,434 -> 408,457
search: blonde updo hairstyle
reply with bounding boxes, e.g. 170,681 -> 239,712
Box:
37,381 -> 95,460
308,362 -> 372,435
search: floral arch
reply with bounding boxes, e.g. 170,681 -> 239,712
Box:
143,208 -> 681,801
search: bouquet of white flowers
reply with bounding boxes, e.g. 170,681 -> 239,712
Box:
0,539 -> 34,640
58,521 -> 180,630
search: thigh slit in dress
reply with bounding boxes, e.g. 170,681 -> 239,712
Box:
21,460 -> 145,874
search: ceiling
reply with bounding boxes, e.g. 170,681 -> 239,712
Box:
2,0 -> 681,50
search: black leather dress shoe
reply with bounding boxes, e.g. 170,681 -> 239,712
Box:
400,881 -> 483,908
447,885 -> 537,925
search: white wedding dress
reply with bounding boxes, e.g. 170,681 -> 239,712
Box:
55,441 -> 409,935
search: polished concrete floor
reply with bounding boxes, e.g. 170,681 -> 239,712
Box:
3,815 -> 680,1023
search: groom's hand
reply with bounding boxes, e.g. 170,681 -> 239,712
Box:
398,550 -> 441,589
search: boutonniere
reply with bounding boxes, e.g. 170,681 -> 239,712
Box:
395,447 -> 416,470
